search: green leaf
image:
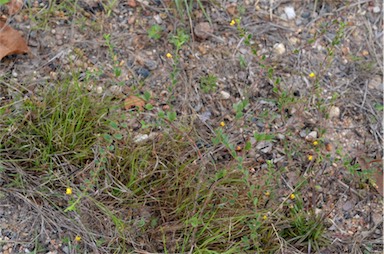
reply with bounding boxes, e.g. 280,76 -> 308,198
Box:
113,133 -> 123,140
103,133 -> 113,143
144,103 -> 154,110
109,121 -> 119,130
190,216 -> 199,227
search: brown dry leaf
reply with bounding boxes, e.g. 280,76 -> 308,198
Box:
0,21 -> 29,60
374,169 -> 383,196
6,0 -> 23,15
124,95 -> 145,110
127,0 -> 137,8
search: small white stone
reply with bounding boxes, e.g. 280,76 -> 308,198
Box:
134,134 -> 149,143
11,71 -> 18,78
305,131 -> 318,142
273,43 -> 286,55
284,6 -> 296,20
153,14 -> 162,24
329,106 -> 340,119
220,90 -> 231,99
373,6 -> 381,13
96,86 -> 103,94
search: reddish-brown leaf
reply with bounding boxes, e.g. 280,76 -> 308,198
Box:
0,21 -> 29,60
127,0 -> 137,8
124,95 -> 145,110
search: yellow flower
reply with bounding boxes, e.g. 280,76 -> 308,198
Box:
289,193 -> 295,200
308,155 -> 313,161
262,215 -> 268,220
313,141 -> 318,146
166,53 -> 172,59
309,72 -> 315,78
230,20 -> 236,26
220,121 -> 225,127
265,191 -> 270,197
75,235 -> 81,242
66,187 -> 72,195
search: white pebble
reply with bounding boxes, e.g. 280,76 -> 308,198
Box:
284,6 -> 296,20
220,90 -> 231,99
305,131 -> 318,142
273,43 -> 286,55
373,6 -> 381,13
134,134 -> 149,143
153,14 -> 162,24
96,86 -> 103,94
329,106 -> 340,119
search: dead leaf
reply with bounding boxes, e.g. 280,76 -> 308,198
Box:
374,169 -> 383,196
226,4 -> 238,16
124,95 -> 145,110
0,21 -> 29,60
127,0 -> 137,8
6,0 -> 23,15
194,22 -> 213,40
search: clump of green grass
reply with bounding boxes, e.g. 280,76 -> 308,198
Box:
200,73 -> 217,93
0,71 -> 329,252
0,76 -> 111,172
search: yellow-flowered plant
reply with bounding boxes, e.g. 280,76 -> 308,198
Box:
66,187 -> 72,195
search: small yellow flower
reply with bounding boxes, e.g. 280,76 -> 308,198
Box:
230,19 -> 236,26
75,235 -> 81,242
265,191 -> 270,197
220,121 -> 225,127
66,187 -> 72,195
262,215 -> 268,220
313,141 -> 319,146
289,193 -> 295,200
308,155 -> 313,161
166,53 -> 172,59
309,72 -> 316,78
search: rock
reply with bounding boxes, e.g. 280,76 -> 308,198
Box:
256,141 -> 272,153
153,14 -> 162,24
273,43 -> 286,55
96,86 -> 103,94
372,6 -> 380,13
220,90 -> 230,99
368,75 -> 383,91
134,134 -> 149,143
329,106 -> 340,119
136,68 -> 150,78
276,134 -> 285,140
342,200 -> 354,211
305,131 -> 317,142
284,6 -> 296,20
144,59 -> 157,70
194,22 -> 213,40
62,246 -> 69,254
